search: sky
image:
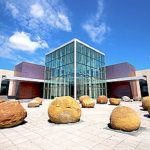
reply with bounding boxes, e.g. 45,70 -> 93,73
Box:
0,0 -> 150,70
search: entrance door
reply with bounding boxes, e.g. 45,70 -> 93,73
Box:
0,80 -> 9,95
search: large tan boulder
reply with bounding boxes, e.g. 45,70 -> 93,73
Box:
48,96 -> 81,124
82,99 -> 95,108
28,100 -> 40,107
97,96 -> 108,104
110,106 -> 141,132
79,95 -> 90,103
33,97 -> 43,105
142,97 -> 150,110
0,101 -> 27,128
109,98 -> 121,105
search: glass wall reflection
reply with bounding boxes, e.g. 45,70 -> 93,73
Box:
44,40 -> 106,99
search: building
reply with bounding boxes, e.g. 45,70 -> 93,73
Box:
44,39 -> 107,99
0,69 -> 14,96
0,62 -> 44,99
136,69 -> 150,97
106,62 -> 146,98
0,39 -> 149,100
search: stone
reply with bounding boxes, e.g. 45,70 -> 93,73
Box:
28,100 -> 40,108
82,98 -> 95,108
79,95 -> 90,103
0,101 -> 27,128
122,96 -> 132,102
142,96 -> 150,110
133,97 -> 141,101
48,96 -> 81,124
110,106 -> 141,132
109,98 -> 121,105
33,97 -> 43,105
97,96 -> 108,104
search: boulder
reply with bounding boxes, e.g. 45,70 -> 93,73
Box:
97,96 -> 108,104
133,97 -> 141,101
109,98 -> 121,105
0,101 -> 27,128
122,96 -> 132,102
142,97 -> 150,110
48,96 -> 81,124
28,100 -> 40,108
33,97 -> 43,105
79,95 -> 90,103
110,106 -> 141,132
82,99 -> 95,108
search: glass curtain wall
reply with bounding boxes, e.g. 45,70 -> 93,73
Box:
44,39 -> 106,99
44,42 -> 74,99
76,41 -> 106,99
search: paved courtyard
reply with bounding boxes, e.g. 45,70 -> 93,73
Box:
0,100 -> 150,150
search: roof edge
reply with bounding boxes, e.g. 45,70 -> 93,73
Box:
46,38 -> 105,56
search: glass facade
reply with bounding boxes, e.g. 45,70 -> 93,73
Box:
44,39 -> 106,99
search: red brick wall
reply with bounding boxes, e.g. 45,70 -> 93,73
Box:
17,82 -> 43,99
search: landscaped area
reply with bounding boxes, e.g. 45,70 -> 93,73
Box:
0,99 -> 150,150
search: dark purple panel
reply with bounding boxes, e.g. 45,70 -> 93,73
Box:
14,62 -> 45,79
106,62 -> 136,79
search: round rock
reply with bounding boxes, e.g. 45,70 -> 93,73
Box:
0,101 -> 27,128
142,97 -> 150,110
33,97 -> 43,105
97,96 -> 108,104
79,95 -> 90,103
48,96 -> 81,124
82,99 -> 95,108
28,100 -> 40,108
109,98 -> 121,105
110,106 -> 141,132
122,96 -> 132,102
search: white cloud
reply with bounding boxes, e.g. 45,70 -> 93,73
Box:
5,0 -> 71,32
9,32 -> 48,53
0,34 -> 47,65
6,2 -> 19,17
0,35 -> 23,62
30,3 -> 44,18
82,0 -> 110,43
83,23 -> 110,43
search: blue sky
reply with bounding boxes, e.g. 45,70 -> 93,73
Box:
0,0 -> 150,70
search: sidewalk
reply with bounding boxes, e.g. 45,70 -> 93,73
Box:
0,101 -> 150,150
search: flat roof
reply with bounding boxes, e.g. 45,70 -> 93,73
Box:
2,76 -> 44,83
106,76 -> 146,83
46,38 -> 105,56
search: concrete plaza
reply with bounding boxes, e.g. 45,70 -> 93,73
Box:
0,100 -> 150,150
